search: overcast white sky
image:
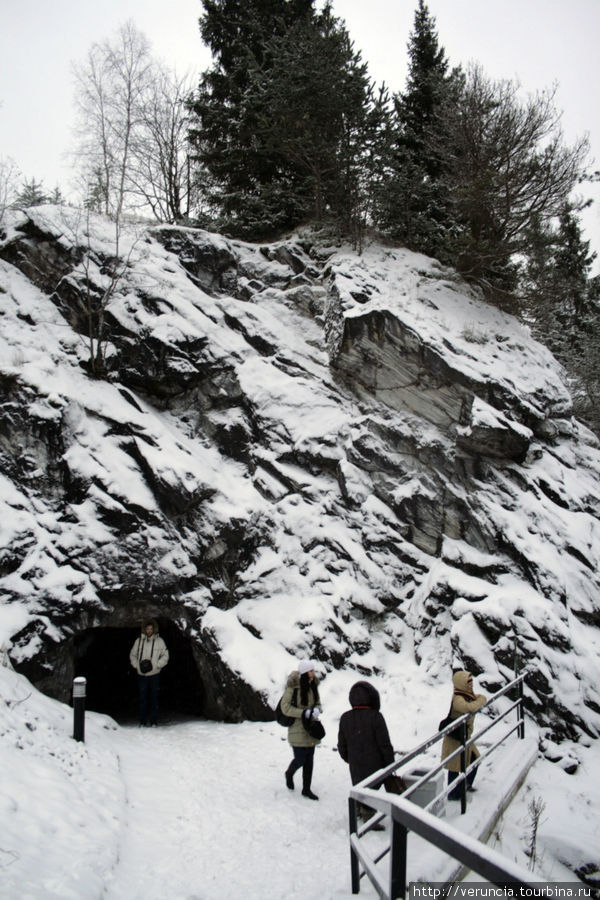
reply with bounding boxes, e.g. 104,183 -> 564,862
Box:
1,0 -> 598,260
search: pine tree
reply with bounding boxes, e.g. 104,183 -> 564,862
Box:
521,203 -> 600,432
189,0 -> 316,235
13,178 -> 51,208
188,0 -> 376,239
444,68 -> 588,301
554,203 -> 596,322
374,0 -> 460,257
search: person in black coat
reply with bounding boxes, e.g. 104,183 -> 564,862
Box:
338,681 -> 395,822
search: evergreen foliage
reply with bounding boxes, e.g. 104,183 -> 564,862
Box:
523,204 -> 596,346
189,0 -> 316,235
373,4 -> 589,311
13,178 -> 53,208
373,0 -> 461,258
63,1 -> 600,430
444,68 -> 589,302
554,203 -> 596,322
188,0 -> 377,240
522,203 -> 600,432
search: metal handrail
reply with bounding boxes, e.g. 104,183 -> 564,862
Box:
350,791 -> 541,899
347,673 -> 527,898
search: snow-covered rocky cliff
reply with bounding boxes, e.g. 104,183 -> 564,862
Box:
1,206 -> 599,740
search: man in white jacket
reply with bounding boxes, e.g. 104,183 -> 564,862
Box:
129,619 -> 169,726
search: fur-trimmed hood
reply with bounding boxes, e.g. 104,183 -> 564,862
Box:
141,618 -> 160,635
348,680 -> 381,710
286,669 -> 320,690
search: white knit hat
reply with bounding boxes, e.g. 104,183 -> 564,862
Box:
298,660 -> 315,675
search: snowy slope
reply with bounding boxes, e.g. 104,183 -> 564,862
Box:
1,206 -> 600,735
1,205 -> 600,895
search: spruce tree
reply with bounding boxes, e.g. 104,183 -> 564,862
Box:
244,6 -> 375,238
189,0 -> 317,235
13,178 -> 51,208
554,203 -> 596,323
402,0 -> 451,178
188,0 -> 377,239
521,213 -> 558,319
521,202 -> 599,432
522,204 -> 596,341
374,0 -> 460,257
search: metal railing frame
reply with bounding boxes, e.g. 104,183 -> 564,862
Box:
348,673 -> 527,899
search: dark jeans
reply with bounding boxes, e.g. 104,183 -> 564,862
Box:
288,746 -> 315,790
448,764 -> 477,800
138,673 -> 160,725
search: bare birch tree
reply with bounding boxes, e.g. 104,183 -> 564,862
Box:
0,157 -> 21,224
128,66 -> 197,222
72,23 -> 196,223
54,207 -> 143,378
72,21 -> 153,219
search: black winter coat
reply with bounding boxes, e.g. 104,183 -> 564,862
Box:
337,681 -> 394,785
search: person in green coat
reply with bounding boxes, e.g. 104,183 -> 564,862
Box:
282,660 -> 322,800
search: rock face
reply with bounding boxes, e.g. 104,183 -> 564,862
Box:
1,206 -> 600,739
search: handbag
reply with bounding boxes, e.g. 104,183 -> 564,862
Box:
301,712 -> 326,740
275,688 -> 298,727
438,705 -> 464,741
384,774 -> 407,794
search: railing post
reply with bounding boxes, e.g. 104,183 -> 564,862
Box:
349,797 -> 360,894
459,722 -> 467,815
390,816 -> 408,900
72,676 -> 87,743
517,677 -> 525,739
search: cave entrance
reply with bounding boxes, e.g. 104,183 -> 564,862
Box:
73,619 -> 205,724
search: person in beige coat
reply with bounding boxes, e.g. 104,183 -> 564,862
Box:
129,619 -> 169,726
441,670 -> 486,799
282,660 -> 322,800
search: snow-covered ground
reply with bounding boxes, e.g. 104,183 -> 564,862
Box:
2,662 -> 599,900
1,207 -> 600,895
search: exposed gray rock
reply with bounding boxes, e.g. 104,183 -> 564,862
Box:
1,207 -> 599,741
329,305 -> 475,431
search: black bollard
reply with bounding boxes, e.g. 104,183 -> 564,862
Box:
73,676 -> 87,742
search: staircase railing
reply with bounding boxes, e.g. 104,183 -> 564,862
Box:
348,673 -> 528,898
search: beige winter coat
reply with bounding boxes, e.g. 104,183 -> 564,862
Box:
281,670 -> 322,748
441,670 -> 486,772
130,627 -> 169,677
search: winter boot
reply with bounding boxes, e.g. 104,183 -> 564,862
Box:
302,761 -> 319,800
285,762 -> 298,790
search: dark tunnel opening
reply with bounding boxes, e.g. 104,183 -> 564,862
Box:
73,619 -> 205,724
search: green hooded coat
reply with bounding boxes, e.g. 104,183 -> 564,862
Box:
281,670 -> 322,748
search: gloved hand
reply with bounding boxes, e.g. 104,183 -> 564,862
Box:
302,708 -> 312,720
311,707 -> 321,721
